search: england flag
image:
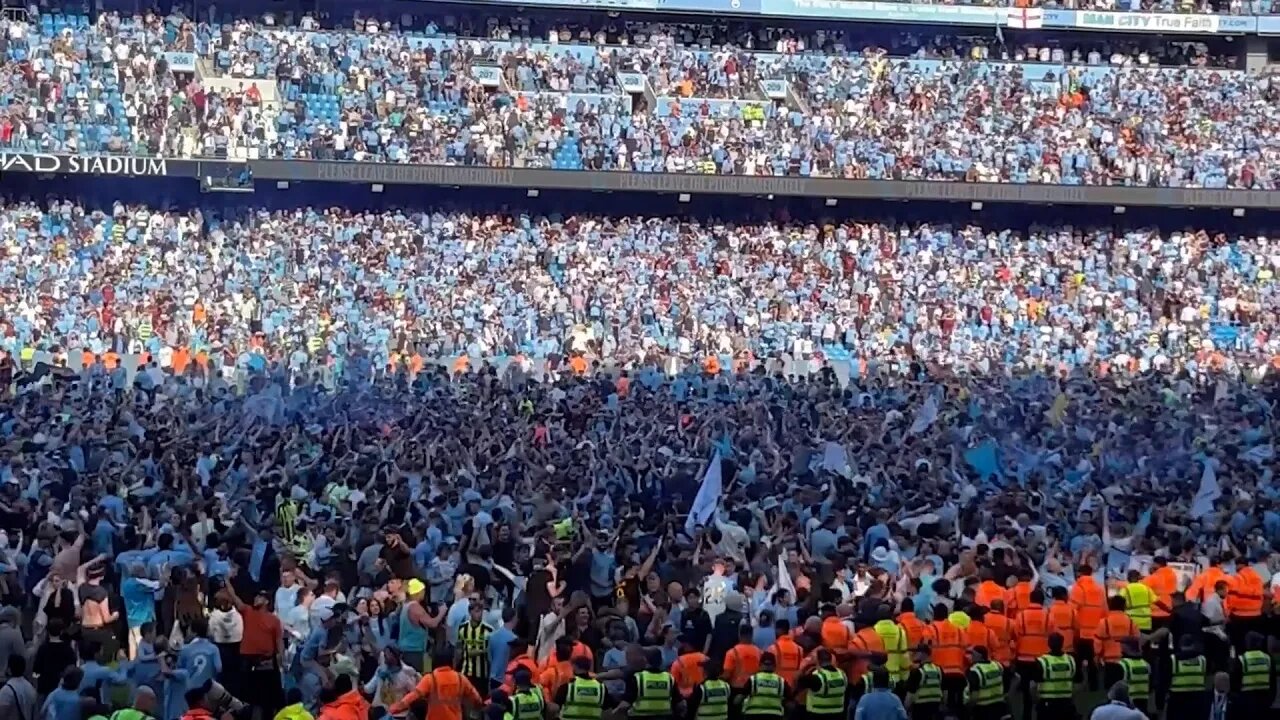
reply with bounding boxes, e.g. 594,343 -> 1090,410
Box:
1006,7 -> 1045,29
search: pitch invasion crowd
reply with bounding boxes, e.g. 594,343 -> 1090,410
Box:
1,306 -> 1280,720
0,8 -> 1278,186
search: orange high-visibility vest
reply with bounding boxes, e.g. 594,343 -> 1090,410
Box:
820,617 -> 852,654
1187,567 -> 1229,605
1013,605 -> 1050,661
984,613 -> 1015,667
1095,612 -> 1138,664
538,660 -> 573,699
927,622 -> 966,675
965,621 -> 998,659
1070,577 -> 1107,640
848,627 -> 884,679
1048,603 -> 1078,653
500,656 -> 539,696
723,643 -> 762,688
975,581 -> 1005,610
1006,582 -> 1033,618
1142,567 -> 1178,619
898,612 -> 928,650
671,652 -> 708,696
1228,567 -> 1265,618
767,636 -> 805,686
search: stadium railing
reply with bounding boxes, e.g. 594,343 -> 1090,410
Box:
1,152 -> 1277,209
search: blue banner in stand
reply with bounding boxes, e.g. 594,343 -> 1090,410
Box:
1252,15 -> 1280,33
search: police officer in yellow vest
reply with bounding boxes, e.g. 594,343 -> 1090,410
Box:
687,660 -> 731,720
795,648 -> 846,720
872,607 -> 909,689
902,644 -> 944,720
740,652 -> 788,720
554,657 -> 614,720
512,668 -> 547,720
1119,571 -> 1156,632
1230,632 -> 1274,715
1031,633 -> 1079,720
1117,639 -> 1153,715
1166,636 -> 1208,720
625,649 -> 681,720
966,646 -> 1011,720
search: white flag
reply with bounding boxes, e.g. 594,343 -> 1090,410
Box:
776,552 -> 796,600
1190,458 -> 1222,519
1006,7 -> 1044,29
909,392 -> 940,435
685,451 -> 724,537
822,441 -> 851,478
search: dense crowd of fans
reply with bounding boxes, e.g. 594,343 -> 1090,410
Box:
2,275 -> 1280,720
0,201 -> 1275,377
0,8 -> 1277,186
1,4 -> 1280,720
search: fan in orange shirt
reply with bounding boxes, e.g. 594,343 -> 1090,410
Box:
390,649 -> 483,720
722,625 -> 763,689
538,638 -> 576,699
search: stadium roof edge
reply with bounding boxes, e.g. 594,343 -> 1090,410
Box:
401,0 -> 1278,36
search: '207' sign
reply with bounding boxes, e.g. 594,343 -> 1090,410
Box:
0,152 -> 170,177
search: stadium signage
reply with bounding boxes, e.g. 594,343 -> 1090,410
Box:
0,153 -> 169,177
163,51 -> 198,73
1074,11 -> 1225,33
470,65 -> 502,88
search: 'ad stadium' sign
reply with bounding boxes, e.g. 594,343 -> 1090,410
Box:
0,152 -> 169,177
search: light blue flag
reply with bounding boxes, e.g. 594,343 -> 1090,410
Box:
1136,506 -> 1154,535
1190,458 -> 1221,520
685,451 -> 724,537
965,441 -> 1001,484
713,432 -> 733,457
968,398 -> 982,420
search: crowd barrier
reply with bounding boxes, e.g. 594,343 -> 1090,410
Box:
45,349 -> 859,390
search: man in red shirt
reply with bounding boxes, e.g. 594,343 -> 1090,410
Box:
226,583 -> 285,718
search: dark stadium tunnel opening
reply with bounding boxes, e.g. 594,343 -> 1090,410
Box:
1,174 -> 1276,234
